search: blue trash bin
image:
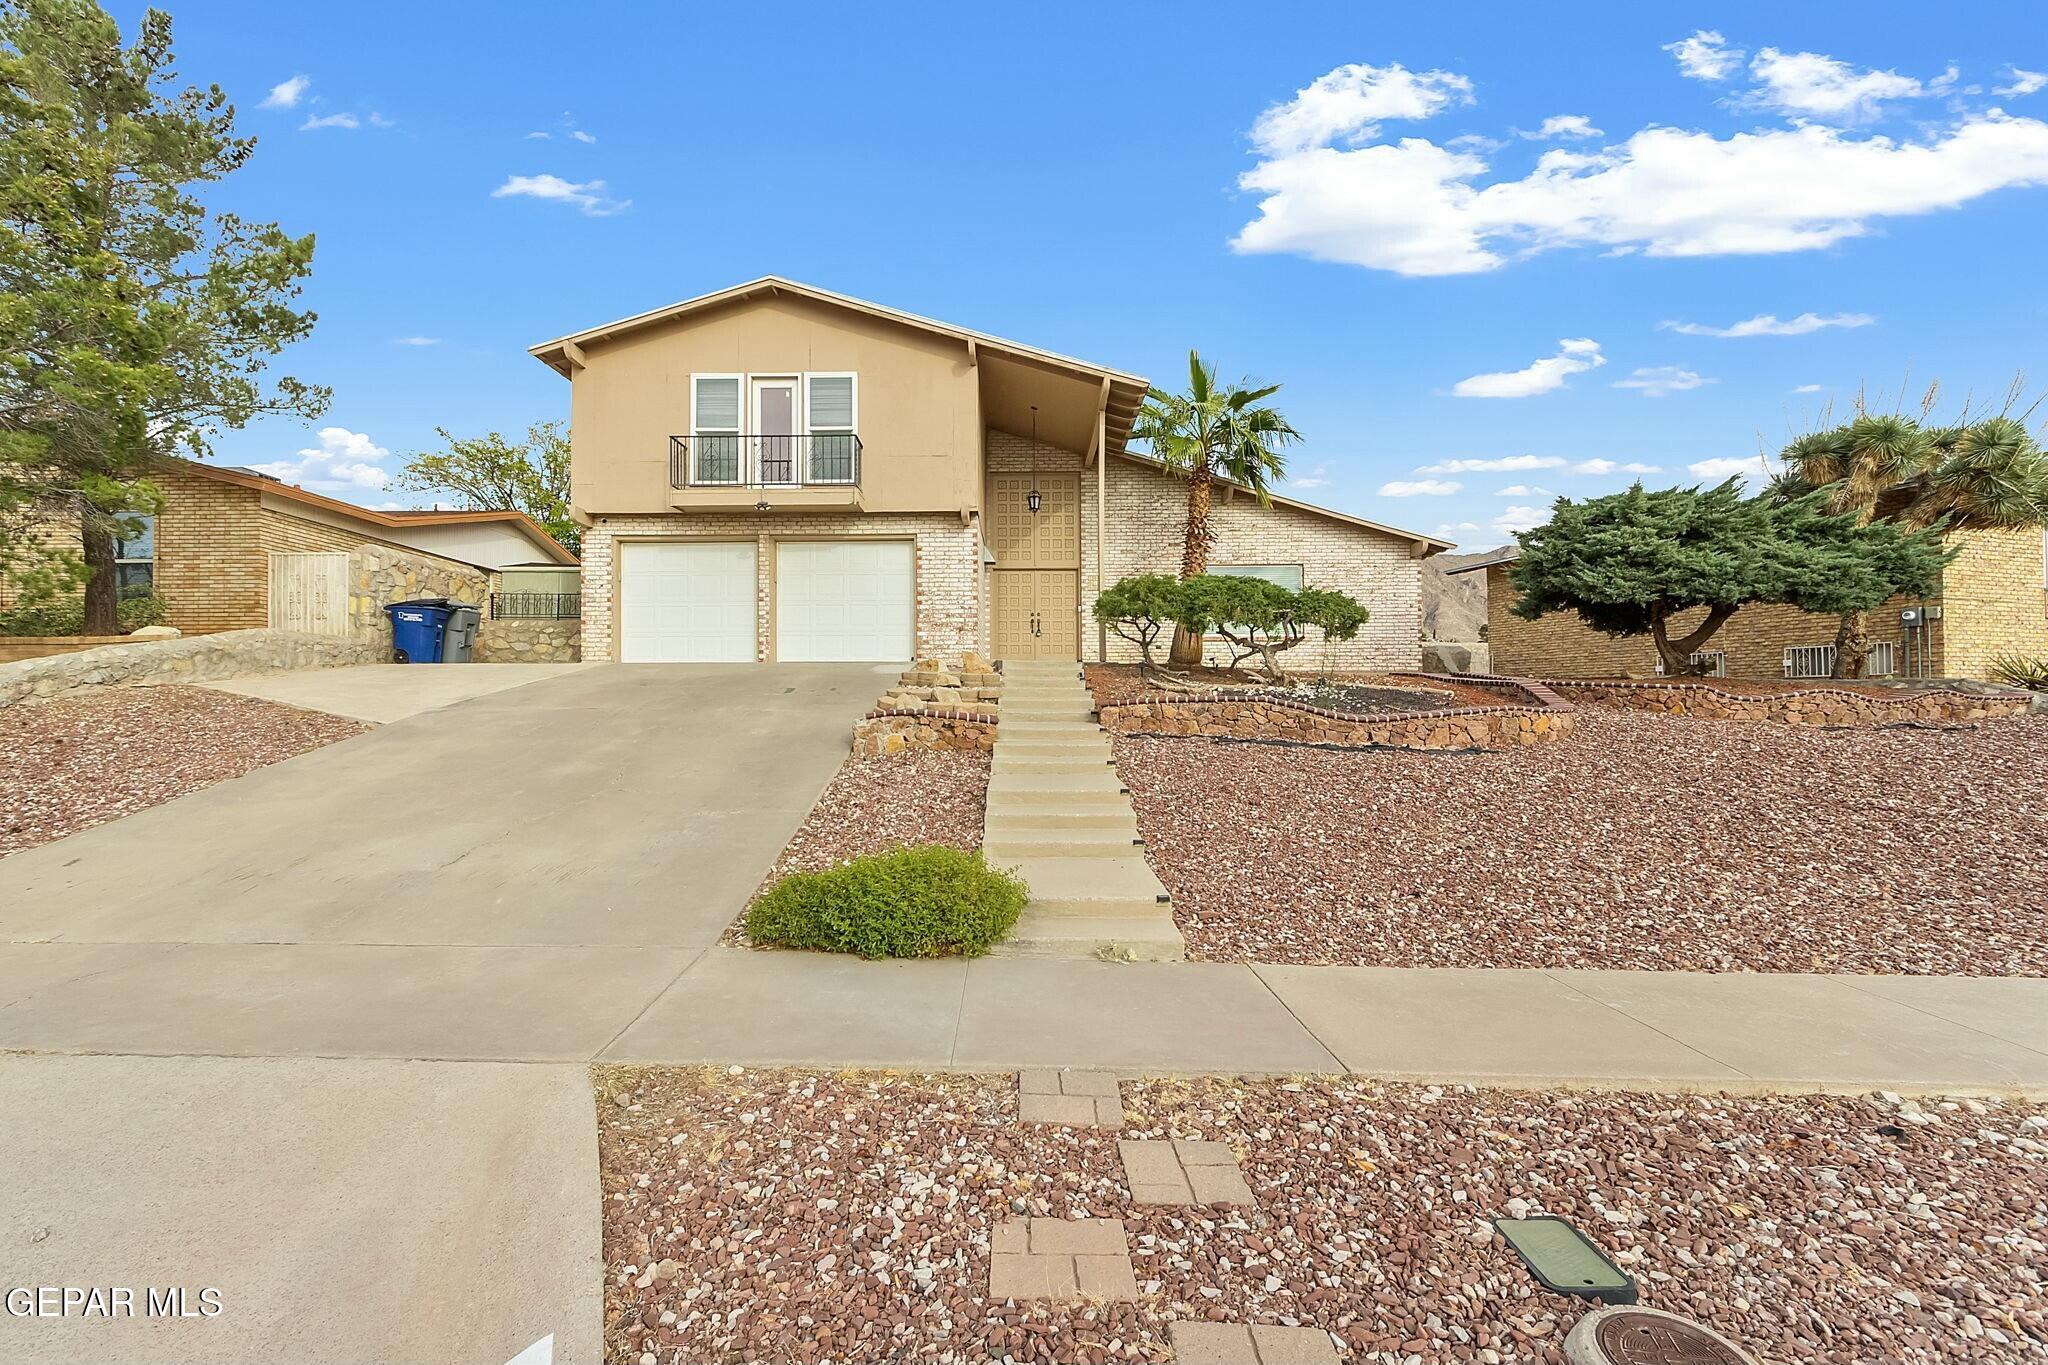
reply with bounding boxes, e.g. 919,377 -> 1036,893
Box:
386,598 -> 454,663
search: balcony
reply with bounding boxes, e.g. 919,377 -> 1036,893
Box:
667,434 -> 863,512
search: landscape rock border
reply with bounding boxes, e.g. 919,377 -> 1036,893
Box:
1096,673 -> 1576,751
0,628 -> 380,710
853,655 -> 1001,756
1539,675 -> 2032,726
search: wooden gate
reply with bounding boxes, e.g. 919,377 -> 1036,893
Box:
268,552 -> 350,635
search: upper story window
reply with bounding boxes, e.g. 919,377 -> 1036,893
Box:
684,372 -> 859,487
114,515 -> 156,592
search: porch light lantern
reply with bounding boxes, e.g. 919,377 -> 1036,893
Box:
1026,406 -> 1043,513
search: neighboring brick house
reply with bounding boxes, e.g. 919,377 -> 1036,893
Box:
1457,525 -> 2048,681
531,276 -> 1448,668
0,460 -> 577,646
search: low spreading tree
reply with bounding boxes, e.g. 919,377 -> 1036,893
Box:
1508,481 -> 1950,677
1090,573 -> 1368,684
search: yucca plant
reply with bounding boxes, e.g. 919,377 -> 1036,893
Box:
1772,410 -> 2048,677
1991,653 -> 2048,692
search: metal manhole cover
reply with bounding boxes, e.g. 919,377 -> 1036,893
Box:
1566,1306 -> 1759,1365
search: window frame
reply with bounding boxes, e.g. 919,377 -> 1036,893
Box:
113,513 -> 156,593
1204,563 -> 1307,640
688,373 -> 745,486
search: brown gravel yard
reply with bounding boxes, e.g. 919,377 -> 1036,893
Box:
596,1066 -> 2048,1364
0,685 -> 367,857
723,749 -> 991,944
1115,707 -> 2048,974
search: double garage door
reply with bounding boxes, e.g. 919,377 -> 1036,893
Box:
617,540 -> 913,662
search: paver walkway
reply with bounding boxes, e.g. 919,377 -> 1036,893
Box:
983,659 -> 1185,960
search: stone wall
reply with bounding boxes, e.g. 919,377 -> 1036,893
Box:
1420,641 -> 1490,675
0,629 -> 379,709
851,655 -> 1000,756
579,512 -> 979,663
1546,678 -> 2033,726
985,432 -> 1429,669
1097,676 -> 1575,751
475,617 -> 581,662
347,542 -> 488,654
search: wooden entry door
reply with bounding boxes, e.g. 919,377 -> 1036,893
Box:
987,472 -> 1080,660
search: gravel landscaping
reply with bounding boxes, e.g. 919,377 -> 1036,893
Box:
596,1065 -> 2048,1364
1114,707 -> 2048,974
1085,665 -> 1519,714
0,685 -> 368,857
724,749 -> 991,945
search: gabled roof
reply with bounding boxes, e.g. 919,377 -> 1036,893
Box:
184,462 -> 579,565
1115,452 -> 1453,555
527,276 -> 1152,458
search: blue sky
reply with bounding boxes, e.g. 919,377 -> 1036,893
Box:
158,2 -> 2048,550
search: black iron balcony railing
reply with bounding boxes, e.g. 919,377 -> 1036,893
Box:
669,434 -> 862,489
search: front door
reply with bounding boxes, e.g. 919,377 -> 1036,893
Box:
751,377 -> 799,485
986,471 -> 1081,660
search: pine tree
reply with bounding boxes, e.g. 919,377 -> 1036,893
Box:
1509,481 -> 1951,677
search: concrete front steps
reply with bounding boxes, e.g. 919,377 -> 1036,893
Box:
984,661 -> 1185,962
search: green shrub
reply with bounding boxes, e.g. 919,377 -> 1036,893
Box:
0,589 -> 170,636
745,846 -> 1027,959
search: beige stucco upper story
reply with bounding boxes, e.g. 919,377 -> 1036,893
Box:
531,277 -> 1151,521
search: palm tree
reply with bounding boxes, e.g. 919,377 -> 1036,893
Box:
1133,350 -> 1300,665
1772,412 -> 2048,676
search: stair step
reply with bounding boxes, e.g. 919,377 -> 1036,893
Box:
992,754 -> 1114,773
1005,855 -> 1165,900
996,740 -> 1108,758
989,768 -> 1124,794
985,833 -> 1145,861
999,720 -> 1103,736
996,914 -> 1186,962
985,807 -> 1140,831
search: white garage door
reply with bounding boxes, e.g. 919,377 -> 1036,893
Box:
775,540 -> 914,662
618,541 -> 757,662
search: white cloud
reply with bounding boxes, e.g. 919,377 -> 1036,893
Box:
1251,62 -> 1473,156
1494,484 -> 1555,497
1997,68 -> 2048,98
1436,521 -> 1481,534
1378,478 -> 1463,496
1613,366 -> 1714,397
1416,454 -> 1567,474
1289,461 -> 1332,490
391,336 -> 440,346
1792,383 -> 1826,393
1493,505 -> 1548,534
260,74 -> 310,109
1233,50 -> 2048,279
1452,338 -> 1605,398
1522,114 -> 1603,141
568,129 -> 597,144
1665,31 -> 1744,83
526,131 -> 551,140
1568,459 -> 1662,475
1745,47 -> 1949,123
249,428 -> 393,493
492,173 -> 630,216
369,112 -> 397,128
1689,454 -> 1775,485
1662,310 -> 1875,338
301,112 -> 359,131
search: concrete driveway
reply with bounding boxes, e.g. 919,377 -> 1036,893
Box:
0,661 -> 879,1365
201,661 -> 595,724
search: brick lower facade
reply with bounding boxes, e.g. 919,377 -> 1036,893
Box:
578,512 -> 980,663
985,431 -> 1426,670
1483,526 -> 2048,682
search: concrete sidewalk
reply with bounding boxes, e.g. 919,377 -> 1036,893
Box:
5,945 -> 2043,1095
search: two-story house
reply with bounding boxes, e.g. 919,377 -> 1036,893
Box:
529,278 -> 1448,666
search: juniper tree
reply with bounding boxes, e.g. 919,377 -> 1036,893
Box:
0,0 -> 325,631
1509,481 -> 1950,677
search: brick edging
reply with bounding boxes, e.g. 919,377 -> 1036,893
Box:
1092,672 -> 1574,727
